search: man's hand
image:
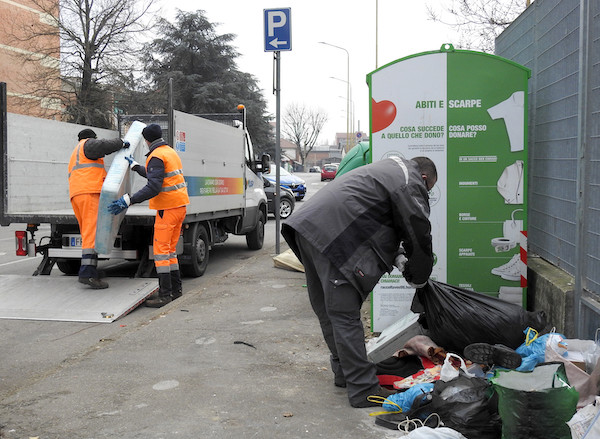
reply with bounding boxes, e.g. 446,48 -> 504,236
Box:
402,267 -> 427,289
122,140 -> 130,148
394,253 -> 408,272
124,155 -> 139,169
108,194 -> 131,215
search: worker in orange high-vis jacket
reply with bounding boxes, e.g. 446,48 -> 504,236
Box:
68,128 -> 130,289
108,124 -> 189,307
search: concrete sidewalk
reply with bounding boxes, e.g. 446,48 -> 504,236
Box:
0,240 -> 397,439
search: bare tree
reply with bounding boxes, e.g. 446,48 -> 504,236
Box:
427,0 -> 529,53
7,0 -> 156,127
282,103 -> 328,168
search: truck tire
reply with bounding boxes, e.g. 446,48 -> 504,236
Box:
182,223 -> 210,277
57,259 -> 81,276
246,211 -> 265,250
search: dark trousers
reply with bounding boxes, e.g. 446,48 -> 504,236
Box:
294,233 -> 379,404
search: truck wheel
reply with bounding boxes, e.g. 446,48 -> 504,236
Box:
183,223 -> 210,277
246,211 -> 265,250
57,259 -> 81,276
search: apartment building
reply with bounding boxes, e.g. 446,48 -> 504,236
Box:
0,0 -> 61,118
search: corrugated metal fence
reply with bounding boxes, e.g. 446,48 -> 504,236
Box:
495,0 -> 599,338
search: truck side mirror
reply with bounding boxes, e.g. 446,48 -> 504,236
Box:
261,154 -> 271,173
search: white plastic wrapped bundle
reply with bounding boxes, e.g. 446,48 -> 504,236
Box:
95,121 -> 146,255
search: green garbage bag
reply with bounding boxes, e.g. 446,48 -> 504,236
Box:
491,362 -> 579,439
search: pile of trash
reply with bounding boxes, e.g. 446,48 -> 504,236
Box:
365,280 -> 600,438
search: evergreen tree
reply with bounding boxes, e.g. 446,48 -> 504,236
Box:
143,10 -> 274,155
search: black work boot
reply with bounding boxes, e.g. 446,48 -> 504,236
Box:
78,260 -> 108,289
170,270 -> 182,300
79,277 -> 109,289
145,273 -> 172,308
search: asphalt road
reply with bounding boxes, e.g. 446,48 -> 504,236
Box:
0,172 -> 398,439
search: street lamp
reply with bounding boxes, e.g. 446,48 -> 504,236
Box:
319,41 -> 351,153
333,79 -> 355,145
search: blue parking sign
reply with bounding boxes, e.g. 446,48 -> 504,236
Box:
264,8 -> 291,51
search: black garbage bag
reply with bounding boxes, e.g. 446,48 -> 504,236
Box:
411,280 -> 546,353
429,373 -> 501,439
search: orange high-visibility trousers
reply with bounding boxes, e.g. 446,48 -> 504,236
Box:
71,193 -> 100,252
153,206 -> 186,274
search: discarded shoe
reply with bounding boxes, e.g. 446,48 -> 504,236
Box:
145,296 -> 172,308
463,342 -> 522,369
350,386 -> 396,408
491,254 -> 521,281
375,392 -> 435,430
375,411 -> 441,431
375,412 -> 411,430
78,277 -> 108,289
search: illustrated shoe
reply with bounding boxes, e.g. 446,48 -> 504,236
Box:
463,342 -> 522,369
78,277 -> 109,289
350,386 -> 396,408
145,296 -> 172,308
491,254 -> 521,281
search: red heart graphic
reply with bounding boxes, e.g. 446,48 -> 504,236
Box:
371,98 -> 397,132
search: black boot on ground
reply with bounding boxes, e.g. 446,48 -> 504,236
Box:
171,270 -> 182,300
78,277 -> 109,289
145,273 -> 172,308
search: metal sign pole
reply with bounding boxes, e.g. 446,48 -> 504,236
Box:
274,51 -> 281,254
264,7 -> 291,255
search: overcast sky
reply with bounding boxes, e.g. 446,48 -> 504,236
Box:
161,0 -> 462,145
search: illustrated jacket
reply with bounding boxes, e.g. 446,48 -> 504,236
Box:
281,157 -> 434,294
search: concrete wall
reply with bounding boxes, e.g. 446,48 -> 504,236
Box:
528,257 -> 575,337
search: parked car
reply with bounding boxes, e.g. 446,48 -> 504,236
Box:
321,164 -> 338,181
263,177 -> 295,219
264,165 -> 306,200
309,166 -> 321,173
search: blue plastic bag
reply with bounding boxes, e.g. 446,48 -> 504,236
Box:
383,382 -> 434,412
516,328 -> 566,371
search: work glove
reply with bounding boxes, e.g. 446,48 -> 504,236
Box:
124,155 -> 139,169
108,194 -> 131,215
122,140 -> 130,148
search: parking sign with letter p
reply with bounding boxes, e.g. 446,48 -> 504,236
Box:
264,8 -> 291,52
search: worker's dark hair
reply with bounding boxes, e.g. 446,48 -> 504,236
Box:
78,128 -> 97,140
411,156 -> 437,181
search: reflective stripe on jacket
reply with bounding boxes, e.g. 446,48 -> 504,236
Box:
68,139 -> 106,199
147,145 -> 189,210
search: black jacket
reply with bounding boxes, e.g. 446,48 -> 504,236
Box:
282,157 -> 433,293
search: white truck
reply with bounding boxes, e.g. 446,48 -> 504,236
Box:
0,88 -> 269,280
